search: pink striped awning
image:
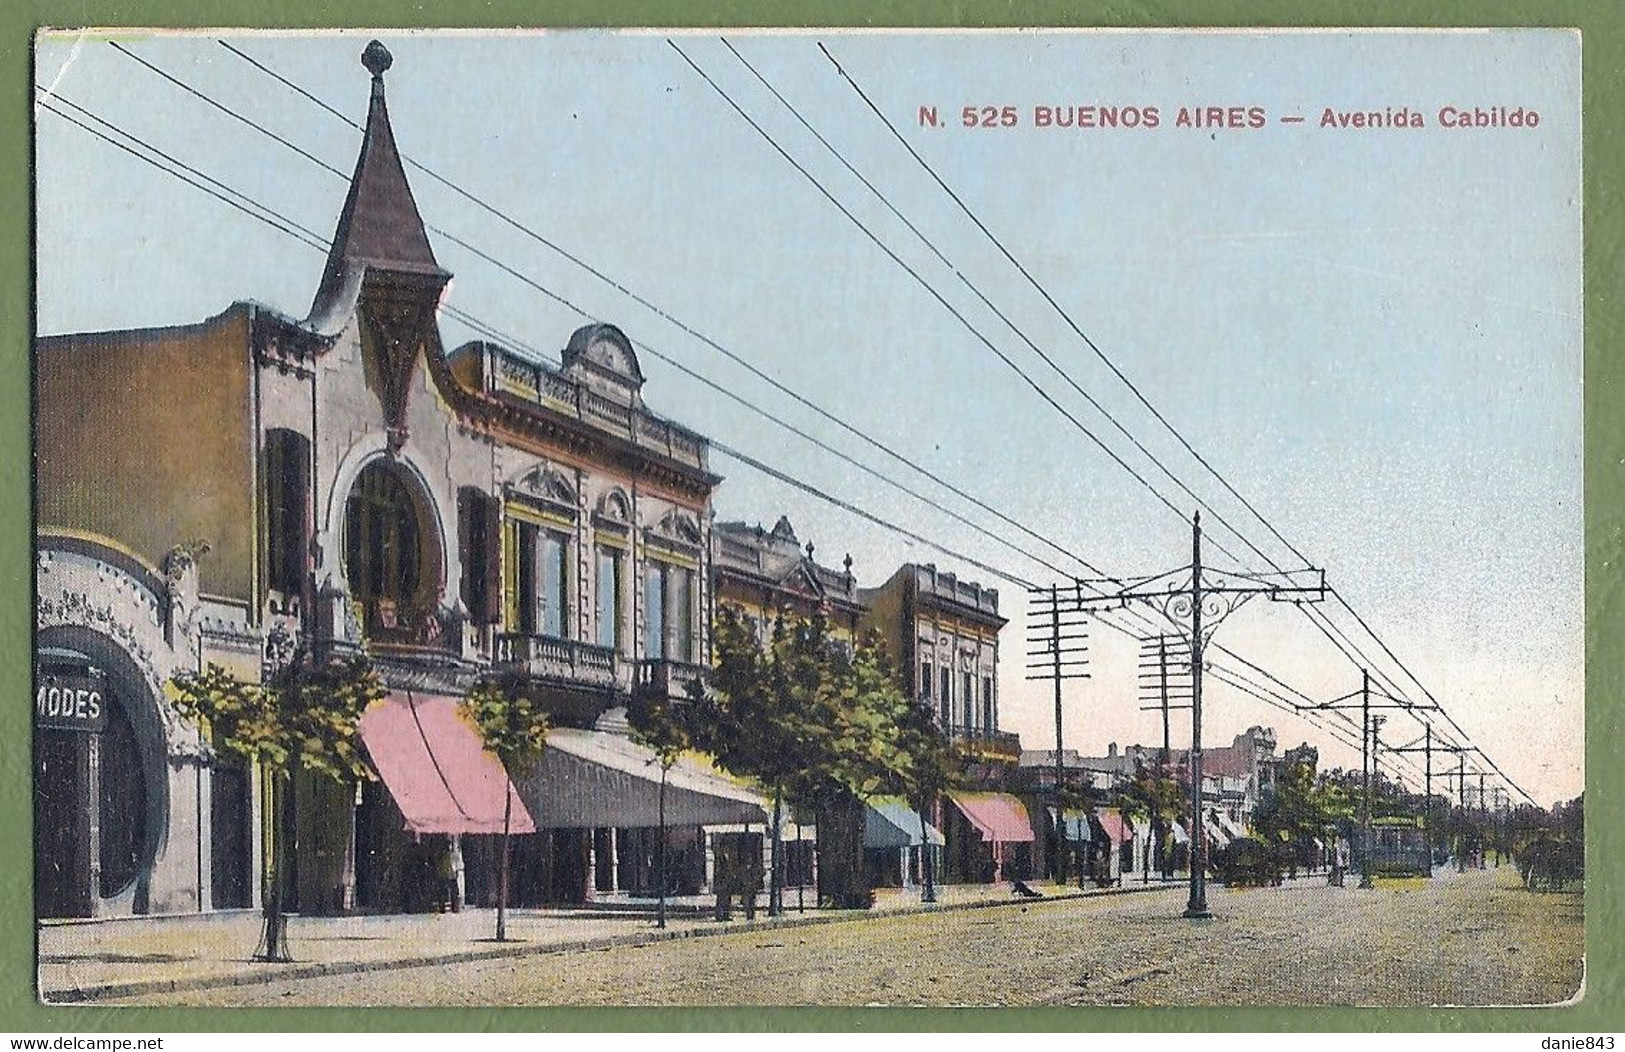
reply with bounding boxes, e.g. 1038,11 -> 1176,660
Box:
1096,808 -> 1134,844
948,792 -> 1035,844
359,692 -> 534,836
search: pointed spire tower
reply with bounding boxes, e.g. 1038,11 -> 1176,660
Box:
310,40 -> 451,450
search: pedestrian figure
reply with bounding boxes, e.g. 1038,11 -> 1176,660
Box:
435,840 -> 458,914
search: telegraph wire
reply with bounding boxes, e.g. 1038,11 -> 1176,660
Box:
419,225 -> 1083,586
210,35 -> 1452,737
108,43 -> 349,181
685,39 -> 1466,773
35,93 -> 330,255
36,82 -> 1056,596
1329,588 -> 1535,804
721,37 -> 1446,729
720,37 -> 1289,577
708,442 -> 1037,589
102,41 -> 1081,583
817,39 -> 1316,573
61,53 -> 1517,803
809,40 -> 1516,784
210,39 -> 1098,584
665,38 -> 1252,569
111,51 -> 1498,790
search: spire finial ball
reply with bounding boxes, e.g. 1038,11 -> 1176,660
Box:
362,40 -> 393,78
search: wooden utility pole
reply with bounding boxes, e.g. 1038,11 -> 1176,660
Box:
1052,584 -> 1064,884
1359,670 -> 1373,889
1025,583 -> 1089,886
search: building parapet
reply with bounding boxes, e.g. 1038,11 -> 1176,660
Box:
913,563 -> 1001,620
472,342 -> 710,473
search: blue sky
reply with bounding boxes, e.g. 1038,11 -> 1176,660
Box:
34,29 -> 1583,805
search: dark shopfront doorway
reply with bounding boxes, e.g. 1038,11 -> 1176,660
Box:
33,663 -> 147,919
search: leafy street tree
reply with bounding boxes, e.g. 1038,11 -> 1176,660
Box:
890,688 -> 961,903
701,603 -> 794,914
1120,761 -> 1184,882
459,673 -> 551,942
170,652 -> 384,961
626,689 -> 695,929
701,605 -> 923,912
1253,756 -> 1338,880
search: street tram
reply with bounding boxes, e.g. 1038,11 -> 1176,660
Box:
1357,816 -> 1432,878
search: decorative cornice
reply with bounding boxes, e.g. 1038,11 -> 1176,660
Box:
422,339 -> 720,500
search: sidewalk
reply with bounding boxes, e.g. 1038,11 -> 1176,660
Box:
40,880 -> 1177,1003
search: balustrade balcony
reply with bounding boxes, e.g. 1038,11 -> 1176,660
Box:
632,658 -> 709,704
488,348 -> 707,470
494,633 -> 624,692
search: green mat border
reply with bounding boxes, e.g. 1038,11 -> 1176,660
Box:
6,2 -> 1618,1033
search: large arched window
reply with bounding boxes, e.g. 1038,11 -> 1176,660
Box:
345,462 -> 423,608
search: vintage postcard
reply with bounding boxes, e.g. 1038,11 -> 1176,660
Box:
30,28 -> 1583,1009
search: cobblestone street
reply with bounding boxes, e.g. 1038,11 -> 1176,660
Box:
111,866 -> 1582,1008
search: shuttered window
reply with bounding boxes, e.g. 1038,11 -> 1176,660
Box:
264,429 -> 310,597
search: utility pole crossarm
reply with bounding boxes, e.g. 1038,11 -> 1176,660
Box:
1033,510 -> 1329,920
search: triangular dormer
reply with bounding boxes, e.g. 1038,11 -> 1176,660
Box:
309,40 -> 451,451
768,515 -> 798,545
778,560 -> 826,603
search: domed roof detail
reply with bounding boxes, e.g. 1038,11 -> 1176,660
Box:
562,323 -> 644,389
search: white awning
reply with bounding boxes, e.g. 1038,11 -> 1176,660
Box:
864,798 -> 944,849
516,728 -> 768,829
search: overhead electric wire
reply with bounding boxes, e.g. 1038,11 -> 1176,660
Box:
1207,667 -> 1390,768
665,38 -> 1253,570
211,38 -> 1098,584
698,38 -> 1477,763
719,37 -> 1286,575
37,81 -> 1061,600
100,40 -> 1084,586
809,40 -> 1520,788
88,43 -> 1522,802
35,92 -> 329,255
817,39 -> 1316,574
1329,588 -> 1535,804
205,32 -> 1488,776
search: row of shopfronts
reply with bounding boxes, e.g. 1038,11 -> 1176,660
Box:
32,40 -> 1037,921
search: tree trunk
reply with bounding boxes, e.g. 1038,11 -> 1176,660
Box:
656,765 -> 668,929
769,787 -> 783,917
919,794 -> 936,904
257,767 -> 291,962
497,784 -> 512,942
795,818 -> 806,913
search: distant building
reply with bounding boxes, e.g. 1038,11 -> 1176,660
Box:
860,564 -> 1032,884
860,563 -> 1015,765
1018,727 -> 1280,879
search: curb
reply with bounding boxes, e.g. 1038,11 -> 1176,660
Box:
45,881 -> 1180,1004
